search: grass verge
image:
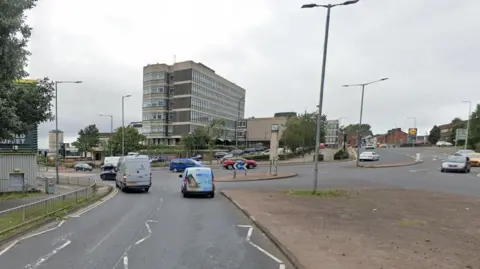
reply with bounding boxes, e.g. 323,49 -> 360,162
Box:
0,192 -> 44,202
0,186 -> 112,242
284,189 -> 350,198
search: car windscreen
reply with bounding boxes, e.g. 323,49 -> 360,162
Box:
446,156 -> 465,163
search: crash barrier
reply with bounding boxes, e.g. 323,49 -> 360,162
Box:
0,178 -> 96,236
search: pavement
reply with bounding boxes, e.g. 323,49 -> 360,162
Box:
2,147 -> 480,268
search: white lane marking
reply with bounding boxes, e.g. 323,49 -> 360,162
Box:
123,256 -> 128,269
238,225 -> 285,269
85,228 -> 117,255
409,169 -> 429,173
147,220 -> 158,223
477,173 -> 480,178
22,220 -> 65,241
134,221 -> 153,245
69,187 -> 118,217
0,240 -> 19,256
25,240 -> 71,269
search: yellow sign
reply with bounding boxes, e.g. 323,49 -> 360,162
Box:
408,128 -> 417,136
14,79 -> 37,84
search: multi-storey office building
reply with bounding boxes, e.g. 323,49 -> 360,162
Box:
142,61 -> 246,145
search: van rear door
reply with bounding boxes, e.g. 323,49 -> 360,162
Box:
125,160 -> 150,186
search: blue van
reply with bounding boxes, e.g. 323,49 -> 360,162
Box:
169,158 -> 203,172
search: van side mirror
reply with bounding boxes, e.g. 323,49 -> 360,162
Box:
178,174 -> 183,178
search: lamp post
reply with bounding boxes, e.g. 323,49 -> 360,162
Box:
302,0 -> 360,194
406,117 -> 417,148
55,80 -> 82,184
99,114 -> 114,156
343,77 -> 389,167
235,97 -> 245,148
462,101 -> 472,150
122,95 -> 132,156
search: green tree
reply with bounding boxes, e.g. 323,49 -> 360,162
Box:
108,127 -> 146,155
428,125 -> 441,145
450,119 -> 467,145
72,124 -> 100,158
0,1 -> 57,140
205,119 -> 225,164
281,112 -> 326,152
343,123 -> 371,135
181,127 -> 209,155
468,104 -> 480,150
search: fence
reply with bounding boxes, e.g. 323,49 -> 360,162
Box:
0,177 -> 97,236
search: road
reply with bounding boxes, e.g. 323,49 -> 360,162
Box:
3,148 -> 480,268
0,170 -> 293,269
358,147 -> 414,166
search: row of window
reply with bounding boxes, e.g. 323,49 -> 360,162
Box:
142,125 -> 172,134
192,70 -> 243,100
191,83 -> 243,119
144,86 -> 168,94
143,99 -> 168,108
191,96 -> 241,122
143,112 -> 173,121
144,72 -> 166,82
190,108 -> 236,130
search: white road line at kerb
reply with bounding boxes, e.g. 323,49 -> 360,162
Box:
69,187 -> 118,218
0,240 -> 19,256
25,240 -> 71,269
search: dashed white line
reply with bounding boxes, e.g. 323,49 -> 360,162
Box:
123,256 -> 128,269
25,240 -> 71,269
134,221 -> 153,245
238,225 -> 285,269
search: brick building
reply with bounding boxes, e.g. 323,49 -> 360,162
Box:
346,130 -> 373,147
376,128 -> 408,145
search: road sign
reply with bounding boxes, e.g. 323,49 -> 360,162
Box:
407,128 -> 417,144
233,161 -> 248,170
456,128 -> 467,140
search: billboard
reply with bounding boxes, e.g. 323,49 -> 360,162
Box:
407,128 -> 417,144
455,128 -> 467,140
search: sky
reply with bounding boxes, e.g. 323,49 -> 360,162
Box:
25,0 -> 480,148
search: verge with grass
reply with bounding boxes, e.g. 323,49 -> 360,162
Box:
0,192 -> 44,202
284,189 -> 350,198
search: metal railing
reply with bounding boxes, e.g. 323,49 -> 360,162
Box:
0,178 -> 97,236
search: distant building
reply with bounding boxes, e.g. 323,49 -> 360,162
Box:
376,128 -> 408,145
438,121 -> 466,142
236,117 -> 289,145
48,130 -> 63,156
128,121 -> 142,134
325,120 -> 340,148
274,112 -> 296,118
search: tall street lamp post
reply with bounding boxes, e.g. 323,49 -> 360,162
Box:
301,0 -> 360,194
343,77 -> 389,167
235,97 -> 245,148
122,95 -> 132,156
99,114 -> 114,156
55,80 -> 82,184
462,101 -> 472,150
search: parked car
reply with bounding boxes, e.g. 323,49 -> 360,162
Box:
220,154 -> 234,163
169,158 -> 203,172
214,151 -> 228,159
358,151 -> 380,162
222,158 -> 257,170
454,149 -> 475,156
100,164 -> 117,180
74,163 -> 93,171
440,155 -> 471,173
191,154 -> 203,161
150,156 -> 166,163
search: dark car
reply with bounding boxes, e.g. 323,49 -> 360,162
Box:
191,154 -> 203,161
100,164 -> 117,180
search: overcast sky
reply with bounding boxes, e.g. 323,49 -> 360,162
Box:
26,0 -> 480,148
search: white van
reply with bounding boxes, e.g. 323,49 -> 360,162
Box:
103,156 -> 121,167
116,155 -> 152,192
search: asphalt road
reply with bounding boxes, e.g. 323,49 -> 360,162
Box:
0,170 -> 293,269
358,147 -> 414,166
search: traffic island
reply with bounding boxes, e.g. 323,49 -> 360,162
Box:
360,160 -> 423,168
222,188 -> 480,269
215,172 -> 298,182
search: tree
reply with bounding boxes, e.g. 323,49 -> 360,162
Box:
343,123 -> 371,135
0,1 -> 56,140
72,125 -> 100,158
181,127 -> 209,155
428,125 -> 441,144
450,119 -> 467,145
205,119 -> 225,164
280,111 -> 327,152
107,127 -> 146,155
468,104 -> 480,150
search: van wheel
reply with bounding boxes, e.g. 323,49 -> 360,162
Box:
101,175 -> 106,180
228,164 -> 234,170
210,192 -> 215,198
183,192 -> 188,198
246,164 -> 253,169
145,188 -> 149,192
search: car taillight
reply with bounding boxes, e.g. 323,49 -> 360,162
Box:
122,174 -> 126,182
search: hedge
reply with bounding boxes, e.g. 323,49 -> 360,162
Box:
242,153 -> 296,161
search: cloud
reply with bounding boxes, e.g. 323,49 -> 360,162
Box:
26,0 -> 480,148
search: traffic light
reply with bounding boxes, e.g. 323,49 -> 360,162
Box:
60,143 -> 66,158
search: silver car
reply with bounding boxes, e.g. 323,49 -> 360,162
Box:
440,155 -> 471,173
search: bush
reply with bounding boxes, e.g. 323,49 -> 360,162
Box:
312,154 -> 324,162
243,153 -> 295,161
151,162 -> 169,167
333,150 -> 350,160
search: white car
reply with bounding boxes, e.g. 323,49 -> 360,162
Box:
359,151 -> 380,161
365,144 -> 375,150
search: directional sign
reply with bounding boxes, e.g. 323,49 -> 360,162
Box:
456,128 -> 467,140
233,162 -> 248,170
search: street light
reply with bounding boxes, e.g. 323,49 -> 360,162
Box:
462,101 -> 472,150
235,97 -> 245,148
406,116 -> 417,148
54,80 -> 82,184
343,77 -> 388,167
121,95 -> 132,156
99,114 -> 114,156
302,0 -> 360,194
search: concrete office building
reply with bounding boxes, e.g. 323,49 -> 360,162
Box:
142,61 -> 246,145
325,120 -> 340,148
48,130 -> 64,156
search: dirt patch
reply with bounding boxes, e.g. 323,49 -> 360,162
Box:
223,188 -> 480,269
215,172 -> 297,182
